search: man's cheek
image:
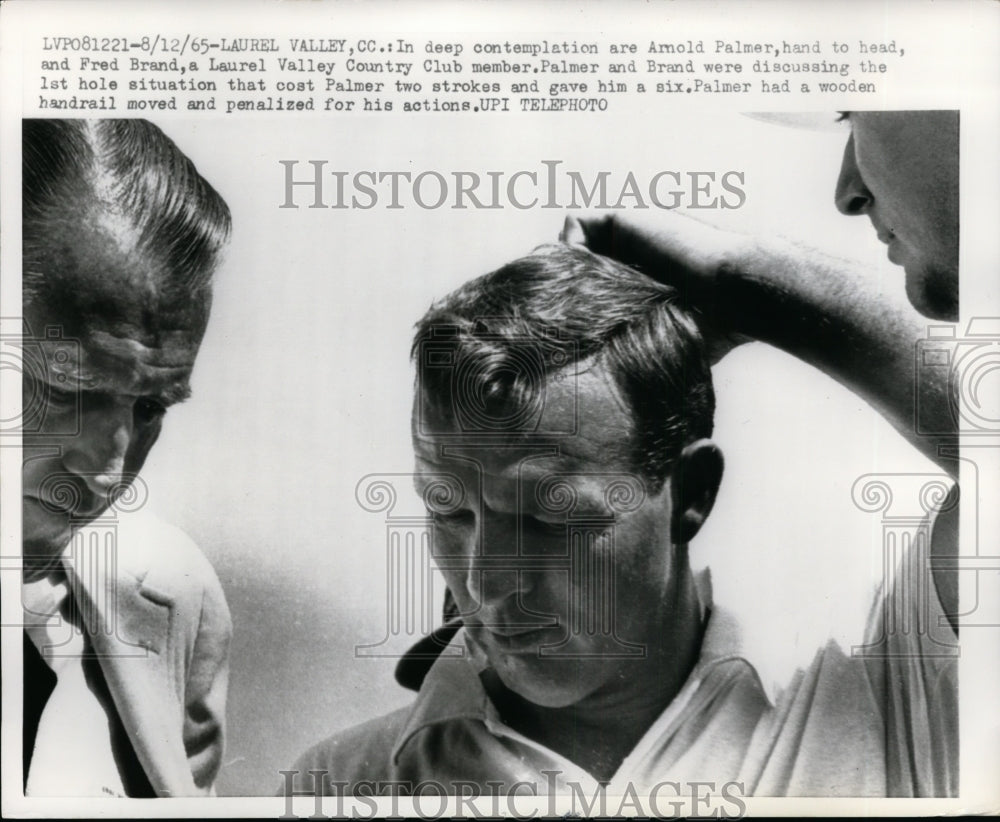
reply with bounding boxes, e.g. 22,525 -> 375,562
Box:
25,404 -> 78,443
438,568 -> 484,620
23,497 -> 69,539
438,567 -> 468,600
431,526 -> 472,559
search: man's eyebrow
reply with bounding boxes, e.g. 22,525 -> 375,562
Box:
34,358 -> 195,404
158,382 -> 193,404
73,378 -> 193,405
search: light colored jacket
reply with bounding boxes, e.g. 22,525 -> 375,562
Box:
62,512 -> 232,796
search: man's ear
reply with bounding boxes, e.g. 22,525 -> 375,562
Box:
669,439 -> 724,546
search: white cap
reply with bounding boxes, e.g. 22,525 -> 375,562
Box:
743,112 -> 850,132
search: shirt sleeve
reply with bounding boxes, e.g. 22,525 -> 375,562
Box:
742,508 -> 959,797
857,508 -> 959,797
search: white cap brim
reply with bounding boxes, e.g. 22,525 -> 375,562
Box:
743,112 -> 849,132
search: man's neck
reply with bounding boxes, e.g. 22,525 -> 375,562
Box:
482,569 -> 706,783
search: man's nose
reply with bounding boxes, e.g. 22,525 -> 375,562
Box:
834,133 -> 873,216
466,566 -> 522,611
465,511 -> 531,609
62,401 -> 133,496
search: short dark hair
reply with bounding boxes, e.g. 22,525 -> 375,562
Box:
22,119 -> 231,306
412,244 -> 714,490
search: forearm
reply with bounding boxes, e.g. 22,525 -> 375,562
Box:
565,211 -> 959,473
718,236 -> 958,475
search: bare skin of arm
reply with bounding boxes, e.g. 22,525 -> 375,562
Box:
563,210 -> 957,473
562,210 -> 959,622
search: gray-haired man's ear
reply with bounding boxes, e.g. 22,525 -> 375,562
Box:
669,439 -> 724,546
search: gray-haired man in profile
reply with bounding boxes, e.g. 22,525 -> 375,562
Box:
21,119 -> 232,796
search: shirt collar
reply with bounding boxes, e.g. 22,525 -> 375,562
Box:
392,569 -> 774,764
687,568 -> 779,703
391,634 -> 491,764
22,569 -> 71,625
693,567 -> 746,662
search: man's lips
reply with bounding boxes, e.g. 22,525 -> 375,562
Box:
24,493 -> 103,519
24,495 -> 71,516
872,224 -> 903,264
872,219 -> 894,245
467,621 -> 558,653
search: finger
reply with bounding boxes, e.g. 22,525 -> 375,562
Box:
562,211 -> 617,254
559,214 -> 587,245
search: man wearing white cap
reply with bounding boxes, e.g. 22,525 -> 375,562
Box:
286,112 -> 960,799
560,109 -> 961,794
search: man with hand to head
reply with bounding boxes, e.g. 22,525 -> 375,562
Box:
288,240 -> 956,798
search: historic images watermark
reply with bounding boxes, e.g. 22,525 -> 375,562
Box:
913,318 -> 1000,631
278,770 -> 748,819
915,318 -> 1000,437
279,160 -> 747,210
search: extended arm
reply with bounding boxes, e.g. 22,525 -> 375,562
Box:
564,211 -> 960,621
563,211 -> 958,476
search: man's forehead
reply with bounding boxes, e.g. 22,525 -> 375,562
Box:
415,440 -> 572,477
412,362 -> 634,473
24,211 -> 209,397
26,202 -> 210,342
24,328 -> 196,399
24,289 -> 205,396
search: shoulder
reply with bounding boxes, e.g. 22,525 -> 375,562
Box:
112,509 -> 227,608
103,509 -> 232,647
286,706 -> 413,793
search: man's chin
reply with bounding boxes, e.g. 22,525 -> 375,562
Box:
491,654 -> 595,709
22,502 -> 75,567
905,263 -> 959,322
22,535 -> 73,582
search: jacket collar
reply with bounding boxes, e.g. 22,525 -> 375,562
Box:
59,523 -> 196,797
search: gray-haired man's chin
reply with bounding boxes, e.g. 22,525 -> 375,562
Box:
22,514 -> 74,578
22,532 -> 73,566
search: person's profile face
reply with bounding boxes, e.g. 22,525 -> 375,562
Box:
834,110 -> 959,321
21,205 -> 210,567
411,361 -> 680,710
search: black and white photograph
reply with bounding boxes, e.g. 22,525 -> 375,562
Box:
1,0 -> 998,817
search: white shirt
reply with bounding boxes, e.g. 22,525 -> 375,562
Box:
292,516 -> 957,797
23,572 -> 129,797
